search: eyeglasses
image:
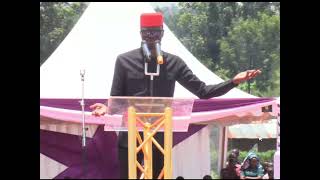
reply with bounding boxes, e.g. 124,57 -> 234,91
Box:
141,30 -> 163,39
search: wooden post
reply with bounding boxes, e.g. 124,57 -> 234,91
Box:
128,106 -> 137,179
164,107 -> 173,179
143,122 -> 153,179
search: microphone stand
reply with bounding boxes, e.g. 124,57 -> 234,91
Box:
145,62 -> 160,96
79,69 -> 87,177
142,41 -> 161,96
141,42 -> 164,176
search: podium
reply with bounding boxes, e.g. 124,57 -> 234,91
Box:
106,96 -> 194,179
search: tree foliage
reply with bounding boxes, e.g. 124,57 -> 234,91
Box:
155,2 -> 280,97
219,12 -> 280,96
40,2 -> 88,66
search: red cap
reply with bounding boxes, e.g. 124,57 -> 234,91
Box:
140,13 -> 163,28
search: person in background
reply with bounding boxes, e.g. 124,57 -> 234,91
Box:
203,175 -> 213,179
240,153 -> 264,179
262,167 -> 273,179
221,153 -> 241,179
262,162 -> 274,179
232,148 -> 241,165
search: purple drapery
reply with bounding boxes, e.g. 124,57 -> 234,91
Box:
40,124 -> 206,179
40,97 -> 275,179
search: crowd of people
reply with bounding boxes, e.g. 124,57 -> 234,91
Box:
220,149 -> 274,179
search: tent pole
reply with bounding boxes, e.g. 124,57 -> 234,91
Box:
79,69 -> 87,176
218,126 -> 228,174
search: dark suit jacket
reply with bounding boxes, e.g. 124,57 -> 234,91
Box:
110,48 -> 237,148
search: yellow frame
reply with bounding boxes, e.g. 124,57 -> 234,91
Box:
128,106 -> 173,179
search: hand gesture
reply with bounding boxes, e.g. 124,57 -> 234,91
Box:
232,69 -> 261,85
90,103 -> 108,117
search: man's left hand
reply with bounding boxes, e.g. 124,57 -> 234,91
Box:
232,69 -> 261,85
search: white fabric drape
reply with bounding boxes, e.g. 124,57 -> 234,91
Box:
172,126 -> 211,178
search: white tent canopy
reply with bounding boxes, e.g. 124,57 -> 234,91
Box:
227,119 -> 277,139
40,2 -> 254,99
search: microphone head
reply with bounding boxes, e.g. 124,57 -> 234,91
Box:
141,40 -> 151,62
157,55 -> 163,64
80,69 -> 85,76
154,40 -> 163,64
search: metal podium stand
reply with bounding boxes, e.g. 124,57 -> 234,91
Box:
106,96 -> 194,179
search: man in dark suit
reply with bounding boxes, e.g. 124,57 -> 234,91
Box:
90,12 -> 261,179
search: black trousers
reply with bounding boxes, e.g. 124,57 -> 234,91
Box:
118,132 -> 164,179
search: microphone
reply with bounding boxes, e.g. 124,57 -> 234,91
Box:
155,40 -> 163,64
141,40 -> 151,62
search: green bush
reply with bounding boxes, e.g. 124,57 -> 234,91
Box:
211,170 -> 220,179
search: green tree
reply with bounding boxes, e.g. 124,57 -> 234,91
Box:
219,12 -> 280,96
160,2 -> 280,96
40,2 -> 88,66
241,2 -> 280,18
154,4 -> 180,33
